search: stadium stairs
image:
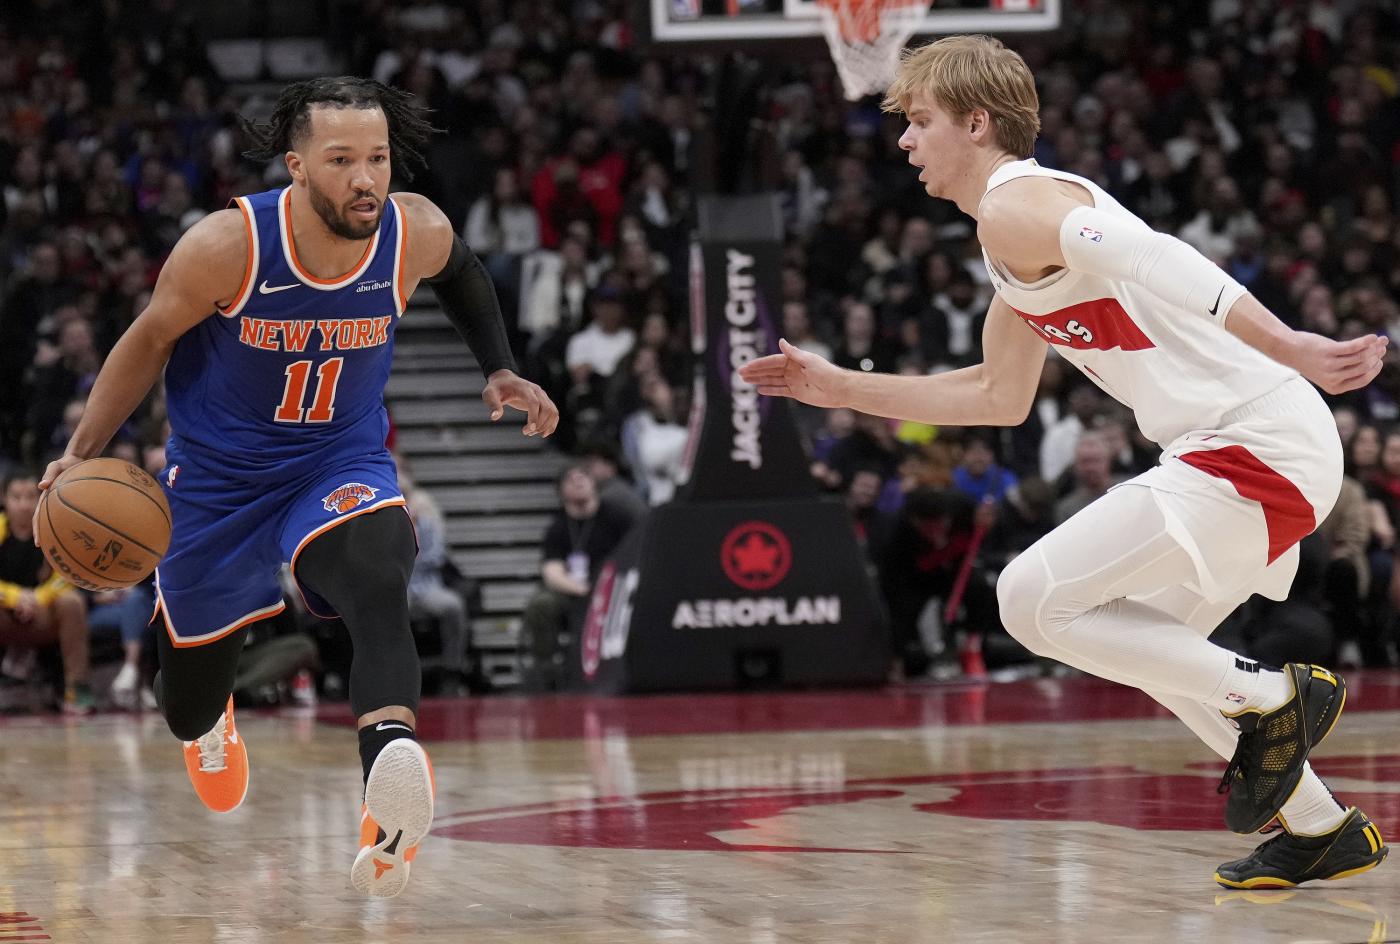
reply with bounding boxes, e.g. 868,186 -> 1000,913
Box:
387,297 -> 564,689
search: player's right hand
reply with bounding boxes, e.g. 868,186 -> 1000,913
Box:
738,338 -> 849,409
33,453 -> 86,545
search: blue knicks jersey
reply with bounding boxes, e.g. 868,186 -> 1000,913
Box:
165,186 -> 409,479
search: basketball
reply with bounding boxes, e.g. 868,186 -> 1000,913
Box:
35,458 -> 172,592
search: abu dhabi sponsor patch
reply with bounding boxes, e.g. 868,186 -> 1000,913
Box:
322,482 -> 379,514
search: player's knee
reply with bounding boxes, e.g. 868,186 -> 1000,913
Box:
995,551 -> 1053,655
164,697 -> 226,742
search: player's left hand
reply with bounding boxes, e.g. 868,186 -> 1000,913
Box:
482,370 -> 559,437
33,452 -> 88,545
1291,332 -> 1388,395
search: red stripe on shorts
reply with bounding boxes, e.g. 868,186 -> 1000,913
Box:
1177,445 -> 1314,564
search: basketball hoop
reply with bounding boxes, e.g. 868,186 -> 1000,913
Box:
815,0 -> 931,101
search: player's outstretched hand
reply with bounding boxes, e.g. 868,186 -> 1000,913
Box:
1292,332 -> 1389,395
32,453 -> 86,545
737,338 -> 849,409
482,369 -> 559,438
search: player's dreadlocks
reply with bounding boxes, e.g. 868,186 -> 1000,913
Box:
240,76 -> 438,180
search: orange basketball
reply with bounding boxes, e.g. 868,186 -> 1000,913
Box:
35,458 -> 172,592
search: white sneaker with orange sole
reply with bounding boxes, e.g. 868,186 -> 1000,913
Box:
351,739 -> 435,898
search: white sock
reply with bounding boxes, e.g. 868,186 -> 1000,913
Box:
1278,768 -> 1348,835
1209,657 -> 1291,715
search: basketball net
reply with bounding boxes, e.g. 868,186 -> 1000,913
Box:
815,0 -> 930,101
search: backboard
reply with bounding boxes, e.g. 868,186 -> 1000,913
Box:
650,0 -> 1059,42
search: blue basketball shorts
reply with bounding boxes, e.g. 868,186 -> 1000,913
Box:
152,445 -> 407,647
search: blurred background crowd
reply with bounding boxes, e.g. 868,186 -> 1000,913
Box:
0,0 -> 1397,711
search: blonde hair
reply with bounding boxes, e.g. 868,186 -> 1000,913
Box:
882,34 -> 1040,159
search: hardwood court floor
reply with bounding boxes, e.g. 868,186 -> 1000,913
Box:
3,673 -> 1399,943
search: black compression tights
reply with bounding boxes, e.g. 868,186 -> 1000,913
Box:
157,506 -> 421,740
157,624 -> 248,741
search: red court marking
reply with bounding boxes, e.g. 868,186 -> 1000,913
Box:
434,759 -> 1400,850
315,671 -> 1400,743
1190,754 -> 1400,784
0,913 -> 40,924
0,911 -> 49,941
320,680 -> 1173,741
1178,445 -> 1315,563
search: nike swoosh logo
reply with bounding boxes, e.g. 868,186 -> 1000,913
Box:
1208,286 -> 1225,316
259,280 -> 298,294
375,722 -> 413,732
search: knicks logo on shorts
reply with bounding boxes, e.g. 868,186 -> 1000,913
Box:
322,482 -> 379,514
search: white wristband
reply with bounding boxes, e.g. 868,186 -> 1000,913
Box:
1058,204 -> 1247,327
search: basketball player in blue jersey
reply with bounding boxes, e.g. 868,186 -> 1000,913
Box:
36,77 -> 557,897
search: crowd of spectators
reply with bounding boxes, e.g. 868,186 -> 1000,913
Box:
0,0 -> 1397,705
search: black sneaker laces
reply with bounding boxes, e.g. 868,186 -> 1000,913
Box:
1218,728 -> 1258,795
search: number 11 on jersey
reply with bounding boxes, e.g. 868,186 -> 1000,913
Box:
275,357 -> 343,423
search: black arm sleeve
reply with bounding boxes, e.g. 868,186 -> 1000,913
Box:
426,235 -> 518,377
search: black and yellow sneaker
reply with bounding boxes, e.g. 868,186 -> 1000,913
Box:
1219,663 -> 1346,834
1215,807 -> 1387,889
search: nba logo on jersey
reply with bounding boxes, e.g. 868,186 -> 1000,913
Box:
322,482 -> 379,514
167,465 -> 180,488
1078,225 -> 1104,243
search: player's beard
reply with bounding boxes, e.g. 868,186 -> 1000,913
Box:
307,178 -> 382,241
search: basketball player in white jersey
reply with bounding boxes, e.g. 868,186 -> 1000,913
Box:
740,35 -> 1389,889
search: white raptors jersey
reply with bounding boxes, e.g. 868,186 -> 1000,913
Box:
980,160 -> 1296,447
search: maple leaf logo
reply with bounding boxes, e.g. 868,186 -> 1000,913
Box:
720,521 -> 792,591
731,534 -> 781,575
